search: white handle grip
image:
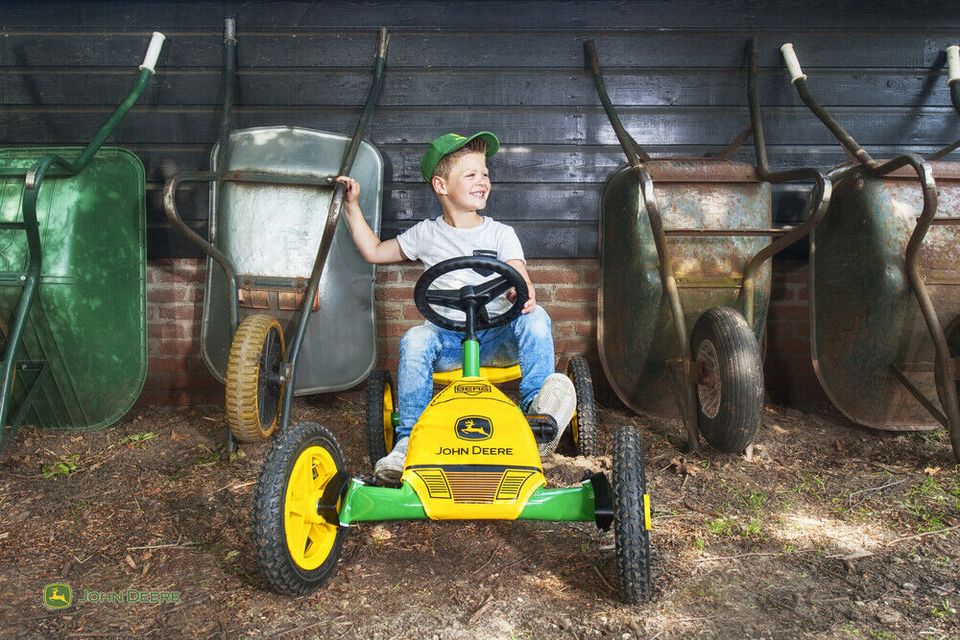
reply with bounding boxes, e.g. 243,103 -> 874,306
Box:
948,45 -> 960,84
780,43 -> 807,84
139,32 -> 166,73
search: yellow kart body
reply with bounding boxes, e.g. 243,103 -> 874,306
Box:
402,374 -> 546,520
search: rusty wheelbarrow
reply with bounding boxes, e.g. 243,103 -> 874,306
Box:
164,21 -> 388,452
781,43 -> 960,462
584,39 -> 832,453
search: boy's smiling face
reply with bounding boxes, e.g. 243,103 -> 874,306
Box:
434,151 -> 491,214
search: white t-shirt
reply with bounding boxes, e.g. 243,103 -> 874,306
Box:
396,216 -> 525,321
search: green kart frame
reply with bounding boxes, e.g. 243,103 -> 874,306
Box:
0,33 -> 165,452
252,256 -> 654,604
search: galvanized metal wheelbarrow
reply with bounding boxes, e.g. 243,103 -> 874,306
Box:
781,44 -> 960,462
584,39 -> 832,454
164,20 -> 388,452
0,33 -> 165,452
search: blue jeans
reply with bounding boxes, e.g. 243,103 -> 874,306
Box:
397,305 -> 554,439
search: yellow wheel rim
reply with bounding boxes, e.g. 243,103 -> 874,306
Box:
283,445 -> 339,571
382,384 -> 394,452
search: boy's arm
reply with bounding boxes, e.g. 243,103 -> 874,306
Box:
506,259 -> 536,314
336,176 -> 407,264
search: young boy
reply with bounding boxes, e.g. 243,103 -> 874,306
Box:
337,131 -> 575,483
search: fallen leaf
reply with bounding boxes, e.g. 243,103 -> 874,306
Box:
369,525 -> 394,543
170,430 -> 188,442
923,466 -> 941,475
124,555 -> 137,569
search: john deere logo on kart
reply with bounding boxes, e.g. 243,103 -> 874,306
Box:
42,583 -> 72,610
455,416 -> 493,441
454,382 -> 491,396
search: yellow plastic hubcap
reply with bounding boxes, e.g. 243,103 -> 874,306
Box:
284,445 -> 339,570
382,384 -> 394,451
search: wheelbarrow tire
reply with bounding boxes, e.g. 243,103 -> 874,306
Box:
253,421 -> 346,596
691,306 -> 763,453
365,369 -> 396,467
564,355 -> 598,457
612,426 -> 652,604
225,314 -> 286,442
934,318 -> 960,410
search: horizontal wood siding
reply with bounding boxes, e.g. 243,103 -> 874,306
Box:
2,1 -> 959,258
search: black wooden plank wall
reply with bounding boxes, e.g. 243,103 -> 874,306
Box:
2,0 -> 960,258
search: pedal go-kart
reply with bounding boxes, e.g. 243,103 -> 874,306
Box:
252,256 -> 653,603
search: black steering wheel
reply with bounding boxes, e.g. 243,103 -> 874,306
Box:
413,256 -> 528,333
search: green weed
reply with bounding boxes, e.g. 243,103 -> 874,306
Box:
931,598 -> 956,619
194,444 -> 221,466
794,472 -> 826,499
741,517 -> 763,537
41,453 -> 80,479
119,431 -> 157,447
707,517 -> 735,537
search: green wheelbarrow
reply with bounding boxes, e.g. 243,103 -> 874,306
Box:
584,39 -> 832,454
0,33 -> 165,452
781,44 -> 960,462
164,21 -> 388,452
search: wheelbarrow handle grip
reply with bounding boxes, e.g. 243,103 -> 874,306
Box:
947,45 -> 960,84
779,43 -> 807,84
139,31 -> 166,73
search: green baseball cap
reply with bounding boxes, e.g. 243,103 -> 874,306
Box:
420,131 -> 500,182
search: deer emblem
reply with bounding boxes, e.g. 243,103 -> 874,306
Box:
48,588 -> 68,605
460,419 -> 489,436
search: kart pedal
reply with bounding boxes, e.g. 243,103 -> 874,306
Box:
526,414 -> 558,443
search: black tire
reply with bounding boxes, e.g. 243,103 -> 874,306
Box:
564,355 -> 598,456
365,369 -> 397,467
690,306 -> 763,453
612,426 -> 652,604
253,421 -> 346,596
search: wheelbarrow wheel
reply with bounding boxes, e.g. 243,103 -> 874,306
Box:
934,318 -> 960,407
690,306 -> 763,453
365,369 -> 397,467
612,426 -> 652,604
225,314 -> 286,442
563,355 -> 598,457
253,421 -> 347,596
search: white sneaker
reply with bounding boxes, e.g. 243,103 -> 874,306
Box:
374,436 -> 409,484
530,374 -> 576,456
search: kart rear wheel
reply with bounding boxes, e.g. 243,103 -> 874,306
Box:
612,426 -> 652,604
691,306 -> 763,453
225,314 -> 285,442
253,421 -> 346,596
564,355 -> 598,456
365,369 -> 397,466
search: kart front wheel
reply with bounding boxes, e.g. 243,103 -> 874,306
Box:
612,426 -> 652,604
253,421 -> 346,596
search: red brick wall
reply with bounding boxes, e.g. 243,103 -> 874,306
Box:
141,257 -> 828,412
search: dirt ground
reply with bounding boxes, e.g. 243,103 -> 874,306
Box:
0,390 -> 958,639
